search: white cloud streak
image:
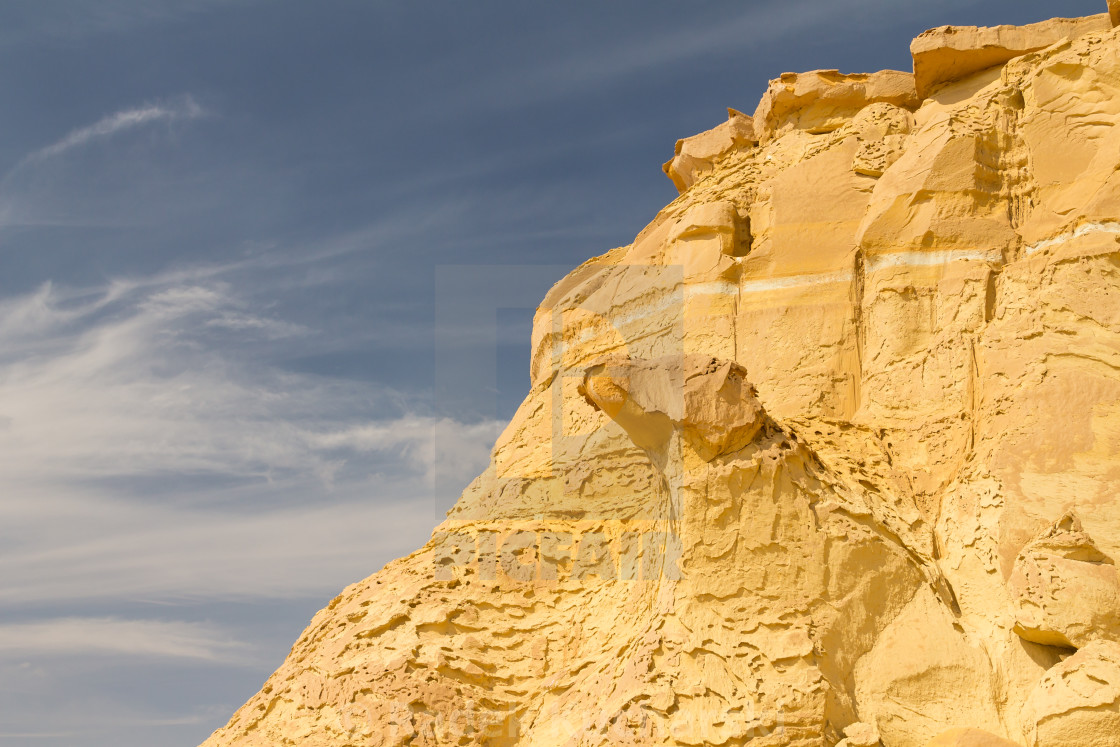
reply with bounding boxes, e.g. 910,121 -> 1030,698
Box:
0,490 -> 444,603
0,276 -> 487,484
17,96 -> 205,167
0,618 -> 248,662
0,267 -> 502,605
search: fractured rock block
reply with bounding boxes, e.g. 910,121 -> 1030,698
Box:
853,135 -> 907,177
851,101 -> 913,177
910,15 -> 1112,98
668,200 -> 751,257
1009,513 -> 1120,649
1022,640 -> 1120,747
679,356 -> 765,460
837,721 -> 882,746
855,592 -> 1003,747
1110,0 -> 1120,27
579,354 -> 766,461
662,108 -> 755,192
753,69 -> 918,141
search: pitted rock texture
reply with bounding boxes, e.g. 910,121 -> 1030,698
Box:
664,109 -> 757,193
1008,513 -> 1120,649
1021,640 -> 1120,747
909,14 -> 1112,98
203,8 -> 1120,747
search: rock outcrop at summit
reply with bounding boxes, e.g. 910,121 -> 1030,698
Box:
203,7 -> 1120,747
909,14 -> 1112,97
1008,514 -> 1120,649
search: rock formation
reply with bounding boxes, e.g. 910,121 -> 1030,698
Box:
202,7 -> 1120,747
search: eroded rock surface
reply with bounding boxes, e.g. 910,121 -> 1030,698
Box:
1022,640 -> 1120,747
664,109 -> 756,193
910,14 -> 1112,98
753,70 -> 919,143
1009,514 -> 1120,649
202,7 -> 1120,747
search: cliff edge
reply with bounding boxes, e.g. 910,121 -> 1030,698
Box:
202,7 -> 1120,746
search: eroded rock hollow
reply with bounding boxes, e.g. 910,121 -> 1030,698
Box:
203,8 -> 1120,747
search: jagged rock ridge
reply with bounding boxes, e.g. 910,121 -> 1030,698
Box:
203,8 -> 1120,747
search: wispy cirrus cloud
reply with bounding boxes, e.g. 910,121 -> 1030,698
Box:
0,489 -> 448,604
0,263 -> 499,606
0,618 -> 249,663
0,273 -> 496,486
14,96 -> 205,168
0,95 -> 210,229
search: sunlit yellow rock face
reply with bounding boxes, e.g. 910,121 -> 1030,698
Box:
202,9 -> 1120,747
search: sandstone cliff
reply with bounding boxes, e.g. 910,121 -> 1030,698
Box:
202,8 -> 1120,747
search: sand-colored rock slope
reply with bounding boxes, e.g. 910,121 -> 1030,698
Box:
202,8 -> 1120,747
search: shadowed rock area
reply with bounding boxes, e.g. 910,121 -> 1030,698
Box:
202,6 -> 1120,746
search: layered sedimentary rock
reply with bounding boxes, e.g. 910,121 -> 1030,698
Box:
910,14 -> 1112,97
203,8 -> 1120,747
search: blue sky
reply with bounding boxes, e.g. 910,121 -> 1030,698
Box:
0,1 -> 1104,744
